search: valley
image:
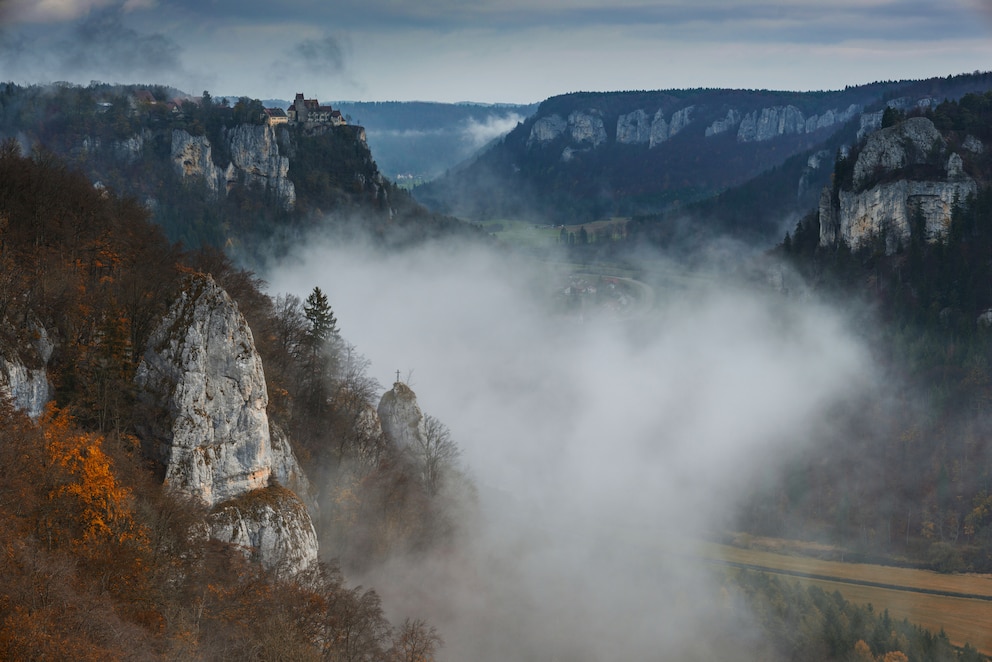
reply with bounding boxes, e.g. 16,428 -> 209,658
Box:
707,540 -> 992,655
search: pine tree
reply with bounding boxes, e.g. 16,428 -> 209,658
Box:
303,286 -> 338,345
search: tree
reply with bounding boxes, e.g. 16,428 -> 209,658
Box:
414,415 -> 460,497
389,618 -> 442,662
304,286 -> 339,346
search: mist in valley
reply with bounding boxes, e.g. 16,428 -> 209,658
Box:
267,235 -> 876,660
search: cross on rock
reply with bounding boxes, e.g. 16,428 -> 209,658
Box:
396,369 -> 401,384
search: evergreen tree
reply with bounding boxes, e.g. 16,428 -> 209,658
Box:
304,286 -> 339,345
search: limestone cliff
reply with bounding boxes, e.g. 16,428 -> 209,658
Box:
377,381 -> 425,448
134,273 -> 317,574
852,117 -> 945,191
705,109 -> 741,137
527,111 -> 606,148
171,124 -> 296,209
736,104 -> 860,143
209,484 -> 318,578
819,117 -> 978,253
0,325 -> 53,419
616,109 -> 652,144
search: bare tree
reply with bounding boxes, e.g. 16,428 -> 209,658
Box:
389,618 -> 443,662
413,415 -> 460,498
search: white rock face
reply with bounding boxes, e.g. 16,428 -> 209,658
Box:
568,111 -> 607,146
225,124 -> 296,209
171,130 -> 225,195
209,485 -> 318,577
820,116 -> 976,253
853,117 -> 945,190
377,382 -> 425,448
667,106 -> 695,138
738,105 -> 805,142
705,109 -> 741,137
616,109 -> 652,144
528,114 -> 567,144
649,110 -> 670,148
135,274 -> 273,505
963,135 -> 984,154
649,106 -> 695,147
171,125 -> 296,209
0,360 -> 50,419
835,178 -> 976,252
737,104 -> 859,143
0,326 -> 53,419
858,110 -> 884,141
135,273 -> 317,574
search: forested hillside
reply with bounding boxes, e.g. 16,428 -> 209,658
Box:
0,142 -> 458,659
415,73 -> 992,235
0,82 -> 480,258
739,92 -> 992,573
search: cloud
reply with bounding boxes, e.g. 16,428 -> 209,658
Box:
267,234 -> 873,659
0,0 -> 116,24
55,9 -> 183,81
461,112 -> 524,148
293,34 -> 346,72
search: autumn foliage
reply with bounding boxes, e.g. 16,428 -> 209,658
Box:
0,142 -> 446,659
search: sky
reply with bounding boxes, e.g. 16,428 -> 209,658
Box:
1,0 -> 991,104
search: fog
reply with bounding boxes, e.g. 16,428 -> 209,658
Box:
462,113 -> 525,147
268,236 -> 874,660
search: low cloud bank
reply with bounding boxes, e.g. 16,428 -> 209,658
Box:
268,237 -> 873,660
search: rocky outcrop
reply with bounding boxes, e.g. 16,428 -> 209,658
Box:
225,124 -> 296,208
852,117 -> 945,190
567,111 -> 607,146
648,110 -> 669,148
831,178 -> 976,252
650,106 -> 694,147
738,105 -> 805,142
705,109 -> 741,137
819,117 -> 979,253
963,135 -> 984,154
377,382 -> 425,448
616,109 -> 652,144
737,104 -> 859,143
172,130 -> 226,195
209,485 -> 318,578
0,326 -> 53,419
134,273 -> 317,575
135,274 -> 272,505
527,114 -> 567,145
171,125 -> 296,209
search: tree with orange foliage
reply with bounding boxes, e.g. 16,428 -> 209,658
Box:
39,405 -> 151,598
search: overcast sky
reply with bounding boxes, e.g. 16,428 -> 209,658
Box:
1,0 -> 991,104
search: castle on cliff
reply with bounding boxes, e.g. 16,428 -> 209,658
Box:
280,93 -> 345,127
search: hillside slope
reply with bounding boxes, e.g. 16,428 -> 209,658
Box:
416,73 -> 992,242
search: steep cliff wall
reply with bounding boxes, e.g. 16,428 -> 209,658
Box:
134,273 -> 317,574
0,326 -> 53,419
819,117 -> 979,253
171,124 -> 296,209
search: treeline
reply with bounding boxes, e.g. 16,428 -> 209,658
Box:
733,570 -> 984,661
755,93 -> 992,572
0,141 -> 457,657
